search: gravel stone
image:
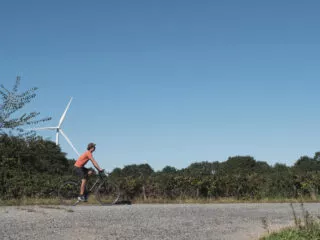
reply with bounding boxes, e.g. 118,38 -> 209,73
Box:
1,203 -> 319,240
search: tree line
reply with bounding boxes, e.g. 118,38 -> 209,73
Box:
1,134 -> 320,201
1,76 -> 320,202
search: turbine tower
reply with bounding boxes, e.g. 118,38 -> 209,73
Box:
34,97 -> 80,156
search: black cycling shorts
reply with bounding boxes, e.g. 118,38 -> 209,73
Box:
74,166 -> 89,179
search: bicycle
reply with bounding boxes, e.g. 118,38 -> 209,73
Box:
58,170 -> 120,206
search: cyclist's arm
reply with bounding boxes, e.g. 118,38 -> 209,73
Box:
90,157 -> 103,172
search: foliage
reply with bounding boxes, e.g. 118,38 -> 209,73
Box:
0,135 -> 71,199
0,76 -> 51,136
262,227 -> 320,240
2,135 -> 320,203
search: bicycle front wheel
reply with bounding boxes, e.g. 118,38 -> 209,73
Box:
58,181 -> 79,206
95,181 -> 120,205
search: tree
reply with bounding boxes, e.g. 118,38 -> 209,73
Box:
314,152 -> 320,161
161,166 -> 177,174
185,161 -> 216,176
121,164 -> 154,178
118,164 -> 154,200
0,76 -> 51,136
266,163 -> 295,198
221,156 -> 256,174
294,156 -> 320,172
0,135 -> 71,199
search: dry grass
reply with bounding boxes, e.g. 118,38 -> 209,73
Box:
132,197 -> 320,204
0,197 -> 60,206
260,202 -> 320,240
1,196 -> 320,206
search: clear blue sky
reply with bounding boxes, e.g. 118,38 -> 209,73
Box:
1,0 -> 320,171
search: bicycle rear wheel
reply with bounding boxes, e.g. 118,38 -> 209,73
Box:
58,181 -> 79,206
95,181 -> 120,205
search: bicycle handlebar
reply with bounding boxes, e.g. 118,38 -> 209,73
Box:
98,169 -> 110,177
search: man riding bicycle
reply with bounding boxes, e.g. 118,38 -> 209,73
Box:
74,142 -> 103,202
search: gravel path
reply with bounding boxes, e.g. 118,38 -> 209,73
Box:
1,203 -> 320,240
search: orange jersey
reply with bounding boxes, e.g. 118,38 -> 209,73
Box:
74,151 -> 93,167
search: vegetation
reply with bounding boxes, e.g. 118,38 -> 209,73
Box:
2,134 -> 320,204
0,76 -> 50,136
2,76 -> 320,205
261,203 -> 320,240
262,227 -> 320,240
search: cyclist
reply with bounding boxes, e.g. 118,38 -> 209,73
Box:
74,142 -> 103,202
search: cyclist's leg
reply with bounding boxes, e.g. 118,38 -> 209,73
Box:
83,168 -> 94,201
87,167 -> 95,176
74,167 -> 89,201
80,179 -> 87,195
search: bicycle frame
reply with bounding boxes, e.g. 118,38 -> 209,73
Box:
87,173 -> 104,193
59,170 -> 119,206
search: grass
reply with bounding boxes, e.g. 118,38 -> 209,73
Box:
0,194 -> 101,206
132,196 -> 320,204
261,227 -> 320,240
260,202 -> 320,240
2,196 -> 320,206
0,197 -> 60,206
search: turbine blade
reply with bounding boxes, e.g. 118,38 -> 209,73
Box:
31,127 -> 57,131
58,97 -> 73,127
60,129 -> 80,156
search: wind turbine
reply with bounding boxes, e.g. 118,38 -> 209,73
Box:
33,97 -> 80,156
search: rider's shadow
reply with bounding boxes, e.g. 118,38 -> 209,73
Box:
114,200 -> 132,205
